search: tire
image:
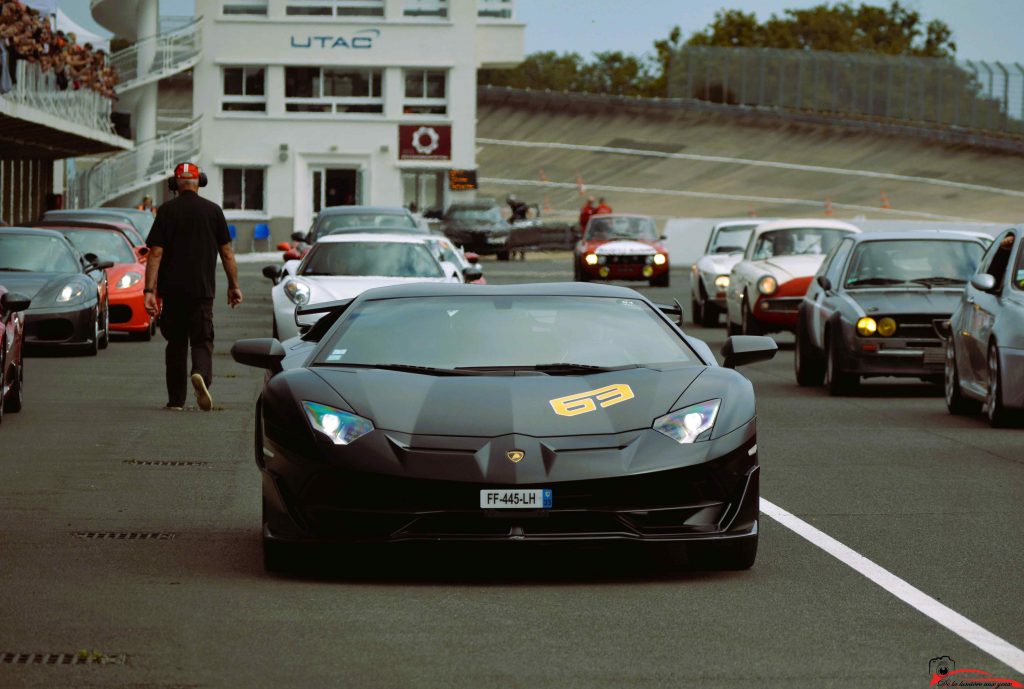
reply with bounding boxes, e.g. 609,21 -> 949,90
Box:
263,537 -> 306,574
691,299 -> 703,326
727,316 -> 741,336
98,300 -> 110,350
4,361 -> 23,413
741,298 -> 762,336
83,308 -> 99,356
496,251 -> 510,262
272,316 -> 279,340
700,301 -> 719,328
824,331 -> 857,395
649,271 -> 670,287
795,317 -> 825,387
986,343 -> 1018,428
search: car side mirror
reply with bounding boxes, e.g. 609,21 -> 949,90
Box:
262,265 -> 281,281
291,231 -> 307,243
96,261 -> 115,271
721,335 -> 778,369
276,242 -> 291,251
83,252 -> 99,265
231,338 -> 286,372
463,266 -> 484,282
816,275 -> 832,292
464,252 -> 480,264
1,291 -> 31,313
136,246 -> 150,258
970,273 -> 997,292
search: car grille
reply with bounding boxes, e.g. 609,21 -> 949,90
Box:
759,297 -> 801,312
602,255 -> 648,266
25,318 -> 74,341
894,315 -> 948,340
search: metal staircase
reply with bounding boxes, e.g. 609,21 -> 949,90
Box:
72,118 -> 201,208
110,17 -> 202,95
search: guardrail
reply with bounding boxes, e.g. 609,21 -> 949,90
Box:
71,118 -> 201,208
478,85 -> 1024,156
1,61 -> 115,134
110,17 -> 203,94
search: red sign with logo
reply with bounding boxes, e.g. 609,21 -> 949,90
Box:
399,125 -> 451,161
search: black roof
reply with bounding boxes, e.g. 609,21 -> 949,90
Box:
358,281 -> 645,301
0,226 -> 68,239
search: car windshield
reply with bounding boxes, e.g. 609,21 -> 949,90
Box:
300,241 -> 443,278
424,238 -> 463,266
62,230 -> 136,264
751,228 -> 852,259
0,234 -> 79,273
124,211 -> 155,238
845,239 -> 985,288
315,296 -> 697,370
446,207 -> 502,223
586,216 -> 658,241
710,225 -> 756,253
318,213 -> 416,233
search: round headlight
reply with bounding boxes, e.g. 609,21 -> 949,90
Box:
757,276 -> 778,295
857,317 -> 878,336
283,280 -> 311,306
584,254 -> 598,266
653,253 -> 667,266
878,317 -> 897,337
714,275 -> 730,290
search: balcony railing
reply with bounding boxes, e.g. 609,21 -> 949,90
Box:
1,61 -> 115,134
110,17 -> 203,94
478,0 -> 513,19
72,118 -> 201,208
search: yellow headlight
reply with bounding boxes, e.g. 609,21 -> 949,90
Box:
598,266 -> 610,278
653,253 -> 667,266
878,317 -> 897,337
584,254 -> 598,266
642,265 -> 654,277
856,317 -> 878,336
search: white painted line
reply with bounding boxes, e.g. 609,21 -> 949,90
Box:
760,498 -> 1024,674
481,177 -> 980,222
478,138 -> 1024,199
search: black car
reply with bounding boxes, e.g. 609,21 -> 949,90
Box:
0,228 -> 113,355
442,201 -> 575,261
296,206 -> 425,245
795,230 -> 989,394
43,208 -> 155,240
232,282 -> 777,572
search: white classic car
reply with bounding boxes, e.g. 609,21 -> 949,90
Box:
726,219 -> 861,335
265,234 -> 458,341
690,219 -> 763,327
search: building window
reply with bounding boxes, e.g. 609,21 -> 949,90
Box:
404,0 -> 447,18
285,67 -> 384,114
222,67 -> 266,112
403,69 -> 447,115
478,0 -> 513,19
285,0 -> 383,16
223,0 -> 268,15
222,168 -> 265,211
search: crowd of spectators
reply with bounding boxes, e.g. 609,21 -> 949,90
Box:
1,1 -> 118,98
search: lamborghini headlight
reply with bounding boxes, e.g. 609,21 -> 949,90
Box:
652,399 -> 721,444
714,275 -> 730,290
56,282 -> 86,303
757,276 -> 778,295
302,402 -> 374,445
116,271 -> 143,289
283,280 -> 310,306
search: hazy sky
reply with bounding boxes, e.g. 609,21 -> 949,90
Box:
60,0 -> 1024,64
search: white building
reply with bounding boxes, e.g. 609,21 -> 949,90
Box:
79,0 -> 524,246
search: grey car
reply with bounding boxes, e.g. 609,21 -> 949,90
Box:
944,228 -> 1024,427
795,230 -> 988,395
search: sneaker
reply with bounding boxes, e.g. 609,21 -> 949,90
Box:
191,373 -> 213,411
165,404 -> 184,411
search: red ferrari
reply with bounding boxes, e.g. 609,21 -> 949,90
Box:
50,226 -> 156,340
0,286 -> 30,423
574,214 -> 670,287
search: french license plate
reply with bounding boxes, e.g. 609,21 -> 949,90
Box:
480,489 -> 552,509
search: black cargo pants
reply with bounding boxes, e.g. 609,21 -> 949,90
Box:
159,294 -> 214,407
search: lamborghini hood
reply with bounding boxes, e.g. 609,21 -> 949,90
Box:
312,365 -> 706,437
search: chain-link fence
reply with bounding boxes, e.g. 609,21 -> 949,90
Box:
669,47 -> 1024,137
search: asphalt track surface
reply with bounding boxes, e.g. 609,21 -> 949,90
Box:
1,256 -> 1022,689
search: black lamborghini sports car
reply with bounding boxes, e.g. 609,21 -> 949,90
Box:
232,283 -> 777,572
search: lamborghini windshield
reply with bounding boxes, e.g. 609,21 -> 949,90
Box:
315,296 -> 698,370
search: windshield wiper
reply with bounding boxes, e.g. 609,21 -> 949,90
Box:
457,363 -> 640,374
845,277 -> 908,287
317,362 -> 480,376
910,276 -> 966,288
0,267 -> 31,272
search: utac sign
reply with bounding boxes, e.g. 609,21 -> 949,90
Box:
290,29 -> 380,49
399,125 -> 451,161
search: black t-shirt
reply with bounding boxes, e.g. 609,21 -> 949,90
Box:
147,191 -> 231,298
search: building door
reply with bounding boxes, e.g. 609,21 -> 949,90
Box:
312,167 -> 360,213
401,170 -> 445,214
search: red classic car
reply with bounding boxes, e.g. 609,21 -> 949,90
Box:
574,214 -> 670,287
0,286 -> 31,422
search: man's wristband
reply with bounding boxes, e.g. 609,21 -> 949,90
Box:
143,288 -> 155,294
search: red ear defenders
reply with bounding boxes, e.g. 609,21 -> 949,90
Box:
168,162 -> 208,191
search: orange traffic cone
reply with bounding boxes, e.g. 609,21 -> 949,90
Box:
748,207 -> 757,217
880,191 -> 891,209
543,195 -> 553,213
824,197 -> 834,216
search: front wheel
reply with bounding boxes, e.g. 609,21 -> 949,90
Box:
987,344 -> 1019,427
649,271 -> 670,287
741,298 -> 762,336
98,301 -> 110,349
795,318 -> 825,387
825,332 -> 858,395
3,361 -> 23,413
496,251 -> 510,262
83,308 -> 99,356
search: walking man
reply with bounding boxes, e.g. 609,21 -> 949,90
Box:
144,162 -> 243,411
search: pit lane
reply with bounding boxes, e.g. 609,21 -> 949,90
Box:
0,256 -> 1021,688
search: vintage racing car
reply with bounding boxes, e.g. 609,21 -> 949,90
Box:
690,219 -> 761,327
232,282 -> 777,572
574,214 -> 669,286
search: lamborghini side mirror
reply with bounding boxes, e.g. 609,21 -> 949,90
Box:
721,336 -> 778,369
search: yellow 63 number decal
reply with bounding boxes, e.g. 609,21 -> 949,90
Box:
549,384 -> 635,417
